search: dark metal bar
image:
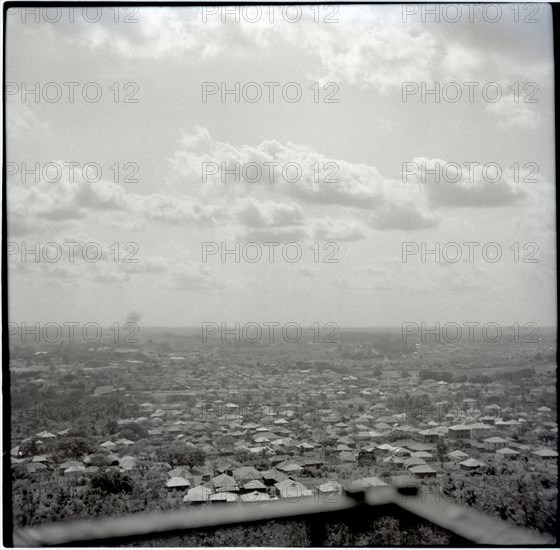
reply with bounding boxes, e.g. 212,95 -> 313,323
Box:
12,487 -> 555,547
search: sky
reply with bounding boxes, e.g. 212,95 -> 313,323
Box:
5,4 -> 556,329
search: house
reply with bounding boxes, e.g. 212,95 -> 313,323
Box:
215,435 -> 236,453
213,460 -> 236,476
411,451 -> 434,462
317,480 -> 344,493
468,422 -> 493,439
339,451 -> 357,463
532,448 -> 558,459
167,466 -> 192,479
448,450 -> 469,462
166,477 -> 191,490
209,492 -> 238,503
275,479 -> 313,499
212,473 -> 239,493
261,469 -> 288,485
277,462 -> 303,473
459,458 -> 486,471
495,447 -> 520,460
418,429 -> 440,443
408,465 -> 437,479
483,436 -> 509,451
392,447 -> 412,458
355,431 -> 381,442
240,491 -> 272,502
184,485 -> 213,504
404,457 -> 427,470
241,479 -> 267,493
59,460 -> 83,470
232,466 -> 262,482
119,456 -> 137,471
299,456 -> 324,468
376,443 -> 398,454
448,425 -> 471,439
402,441 -> 434,453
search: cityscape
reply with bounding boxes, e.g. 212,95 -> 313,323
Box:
5,3 -> 557,547
9,327 -> 558,544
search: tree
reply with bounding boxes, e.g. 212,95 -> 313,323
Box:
156,442 -> 206,468
105,419 -> 118,434
18,438 -> 44,457
53,437 -> 94,460
435,439 -> 448,469
118,423 -> 148,441
89,470 -> 134,495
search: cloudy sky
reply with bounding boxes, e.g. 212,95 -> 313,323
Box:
6,4 -> 556,328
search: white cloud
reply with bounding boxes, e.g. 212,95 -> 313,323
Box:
311,217 -> 365,241
234,198 -> 305,228
171,128 -> 435,231
484,95 -> 542,130
169,264 -> 224,291
238,225 -> 308,242
370,202 -> 438,231
409,157 -> 528,208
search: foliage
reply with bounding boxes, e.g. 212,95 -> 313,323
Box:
53,437 -> 94,460
155,442 -> 206,468
89,470 -> 135,495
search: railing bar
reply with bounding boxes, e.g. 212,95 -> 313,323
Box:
13,493 -> 367,547
379,492 -> 555,546
13,487 -> 555,547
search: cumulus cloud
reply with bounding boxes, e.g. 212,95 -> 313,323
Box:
370,202 -> 438,231
172,127 -> 385,209
234,198 -> 305,228
7,167 -> 222,236
311,217 -> 366,241
6,102 -> 49,138
303,21 -> 439,92
484,95 -> 542,130
238,225 -> 308,242
169,264 -> 224,291
8,235 -> 171,289
171,127 -> 436,233
407,157 -> 527,208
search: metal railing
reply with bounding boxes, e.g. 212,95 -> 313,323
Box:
12,485 -> 555,547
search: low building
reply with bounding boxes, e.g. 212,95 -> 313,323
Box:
166,476 -> 191,490
459,458 -> 486,471
408,465 -> 437,479
483,437 -> 509,451
448,425 -> 471,439
495,447 -> 520,460
448,450 -> 469,463
532,448 -> 558,459
184,485 -> 213,504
